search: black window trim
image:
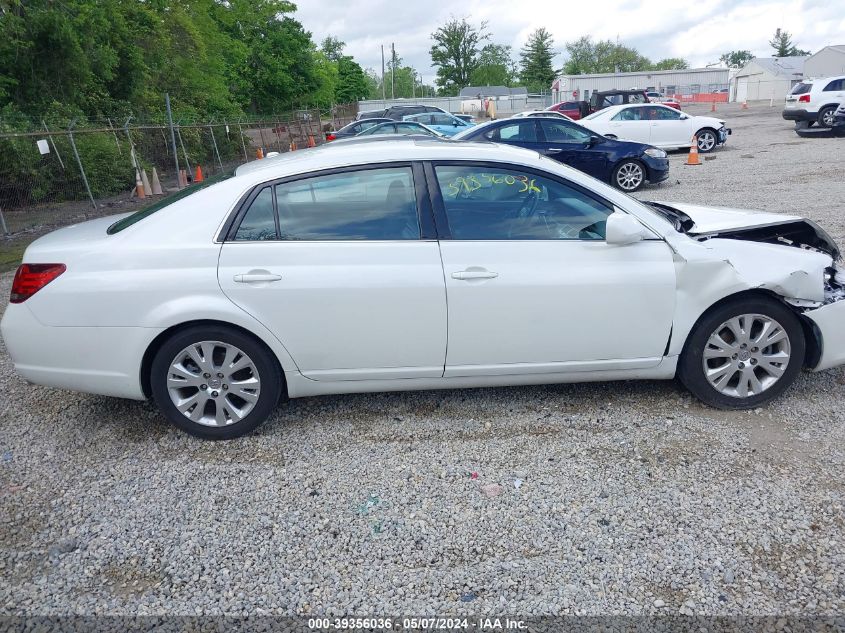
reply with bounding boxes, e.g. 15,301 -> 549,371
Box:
218,161 -> 436,243
425,160 -> 620,242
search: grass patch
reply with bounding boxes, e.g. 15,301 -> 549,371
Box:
0,239 -> 30,272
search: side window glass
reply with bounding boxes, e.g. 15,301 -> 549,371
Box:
434,165 -> 612,241
824,79 -> 842,91
657,107 -> 680,120
234,187 -> 277,241
542,121 -> 591,142
630,94 -> 647,103
613,108 -> 640,121
273,167 -> 420,240
489,122 -> 537,141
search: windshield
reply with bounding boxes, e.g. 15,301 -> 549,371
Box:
107,171 -> 234,234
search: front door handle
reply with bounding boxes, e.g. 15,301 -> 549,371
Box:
546,148 -> 563,154
452,270 -> 498,280
233,272 -> 283,283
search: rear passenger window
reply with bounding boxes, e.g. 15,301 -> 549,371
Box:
273,167 -> 420,240
824,79 -> 844,91
235,187 -> 277,241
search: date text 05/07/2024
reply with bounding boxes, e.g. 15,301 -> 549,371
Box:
307,617 -> 528,630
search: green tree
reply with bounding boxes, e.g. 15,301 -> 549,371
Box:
321,36 -> 346,62
520,28 -> 556,92
719,50 -> 754,68
769,28 -> 810,57
652,57 -> 689,70
430,18 -> 489,95
562,36 -> 651,75
470,44 -> 518,86
335,57 -> 370,103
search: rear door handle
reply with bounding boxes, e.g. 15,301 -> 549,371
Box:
233,272 -> 283,283
452,270 -> 498,280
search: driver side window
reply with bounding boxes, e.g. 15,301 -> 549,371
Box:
433,165 -> 613,240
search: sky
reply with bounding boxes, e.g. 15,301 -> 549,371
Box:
294,0 -> 845,84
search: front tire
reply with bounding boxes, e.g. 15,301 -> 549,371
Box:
818,106 -> 836,128
678,297 -> 805,409
611,159 -> 646,192
696,128 -> 718,153
151,325 -> 282,439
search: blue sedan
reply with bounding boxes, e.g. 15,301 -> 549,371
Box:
453,116 -> 669,192
403,111 -> 475,136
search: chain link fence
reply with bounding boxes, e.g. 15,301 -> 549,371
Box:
0,105 -> 358,238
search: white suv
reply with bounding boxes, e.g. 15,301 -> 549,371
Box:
782,75 -> 845,127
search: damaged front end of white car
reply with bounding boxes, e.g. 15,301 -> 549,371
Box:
649,201 -> 845,374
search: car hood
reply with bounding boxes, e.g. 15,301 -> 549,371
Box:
654,201 -> 840,259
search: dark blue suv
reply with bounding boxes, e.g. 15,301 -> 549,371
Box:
453,117 -> 669,192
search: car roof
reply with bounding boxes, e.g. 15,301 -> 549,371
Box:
234,137 -> 544,181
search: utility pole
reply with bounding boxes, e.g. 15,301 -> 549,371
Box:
391,43 -> 396,100
381,45 -> 386,101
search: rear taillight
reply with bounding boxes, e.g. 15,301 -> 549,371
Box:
799,94 -> 811,103
10,264 -> 66,304
326,133 -> 336,141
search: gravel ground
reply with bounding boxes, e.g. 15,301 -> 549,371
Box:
1,104 -> 844,617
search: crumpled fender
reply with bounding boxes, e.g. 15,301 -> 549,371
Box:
665,237 -> 832,357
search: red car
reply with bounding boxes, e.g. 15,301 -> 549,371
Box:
546,101 -> 588,120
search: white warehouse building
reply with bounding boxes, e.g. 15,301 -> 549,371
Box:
552,67 -> 731,104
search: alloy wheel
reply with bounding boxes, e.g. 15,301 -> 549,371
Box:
616,162 -> 644,191
697,132 -> 716,152
701,314 -> 791,399
166,341 -> 261,427
822,109 -> 835,127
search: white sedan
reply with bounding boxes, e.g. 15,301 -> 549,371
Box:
3,139 -> 845,439
581,104 -> 731,152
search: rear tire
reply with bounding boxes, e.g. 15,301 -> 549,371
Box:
818,106 -> 836,128
151,325 -> 282,439
678,297 -> 804,410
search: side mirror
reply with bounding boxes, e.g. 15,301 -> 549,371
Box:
680,114 -> 689,120
587,135 -> 602,146
605,211 -> 649,245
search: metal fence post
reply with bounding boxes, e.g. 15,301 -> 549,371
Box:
0,207 -> 9,235
165,93 -> 181,189
67,119 -> 97,211
176,126 -> 193,176
41,120 -> 65,169
208,124 -> 224,171
106,118 -> 122,155
237,122 -> 248,162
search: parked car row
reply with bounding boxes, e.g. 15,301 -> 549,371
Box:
327,99 -> 731,193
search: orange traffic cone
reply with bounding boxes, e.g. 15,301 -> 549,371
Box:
711,101 -> 717,112
256,147 -> 264,160
685,135 -> 701,166
289,141 -> 297,152
307,134 -> 316,148
741,100 -> 749,110
135,170 -> 146,198
194,165 -> 203,183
